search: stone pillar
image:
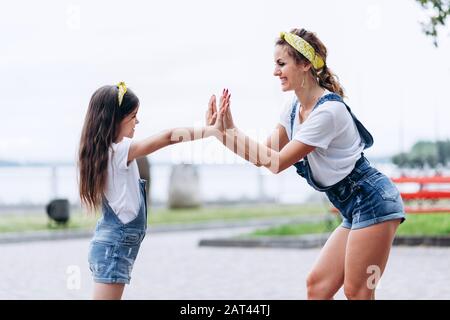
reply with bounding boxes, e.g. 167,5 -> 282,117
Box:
168,164 -> 201,209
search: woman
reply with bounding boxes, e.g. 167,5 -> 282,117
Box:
207,28 -> 406,300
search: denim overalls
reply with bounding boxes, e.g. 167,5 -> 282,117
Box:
88,179 -> 148,284
290,93 -> 405,229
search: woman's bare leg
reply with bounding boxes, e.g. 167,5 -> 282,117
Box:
343,219 -> 401,300
306,226 -> 350,299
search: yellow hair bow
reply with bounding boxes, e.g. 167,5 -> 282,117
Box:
279,32 -> 325,70
117,81 -> 127,106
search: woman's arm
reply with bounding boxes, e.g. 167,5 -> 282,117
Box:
223,127 -> 314,174
265,124 -> 290,152
217,90 -> 315,174
250,125 -> 289,167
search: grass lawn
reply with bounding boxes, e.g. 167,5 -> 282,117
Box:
396,213 -> 450,236
248,213 -> 450,237
0,204 -> 325,233
248,216 -> 340,237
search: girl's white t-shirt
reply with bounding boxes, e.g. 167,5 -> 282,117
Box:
279,90 -> 364,187
104,137 -> 141,224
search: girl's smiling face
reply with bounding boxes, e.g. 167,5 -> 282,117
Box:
118,105 -> 139,140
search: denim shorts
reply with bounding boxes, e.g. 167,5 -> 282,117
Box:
88,223 -> 146,284
88,180 -> 148,284
325,162 -> 406,230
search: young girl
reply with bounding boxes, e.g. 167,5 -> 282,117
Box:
78,82 -> 222,299
207,29 -> 406,300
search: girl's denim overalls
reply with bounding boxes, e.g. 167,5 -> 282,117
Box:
88,179 -> 148,284
290,93 -> 405,229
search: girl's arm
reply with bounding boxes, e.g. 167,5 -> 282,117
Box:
217,91 -> 315,174
127,126 -> 220,163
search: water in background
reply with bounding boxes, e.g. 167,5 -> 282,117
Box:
0,161 -> 396,208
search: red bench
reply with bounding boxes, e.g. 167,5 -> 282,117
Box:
391,176 -> 450,214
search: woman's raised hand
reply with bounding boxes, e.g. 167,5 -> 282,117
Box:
220,89 -> 235,130
205,89 -> 234,136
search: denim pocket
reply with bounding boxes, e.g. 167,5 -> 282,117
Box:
92,227 -> 120,245
121,228 -> 145,245
365,172 -> 400,202
328,181 -> 359,203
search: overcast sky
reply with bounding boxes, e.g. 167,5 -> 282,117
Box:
1,0 -> 449,164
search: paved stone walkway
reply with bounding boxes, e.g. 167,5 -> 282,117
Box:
1,227 -> 449,299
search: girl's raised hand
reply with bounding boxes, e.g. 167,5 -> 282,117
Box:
205,95 -> 217,126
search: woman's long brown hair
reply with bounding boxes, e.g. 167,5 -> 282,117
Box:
78,85 -> 139,212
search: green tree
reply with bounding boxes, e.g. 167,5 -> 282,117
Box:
392,153 -> 411,168
437,140 -> 450,165
416,0 -> 450,47
410,141 -> 438,168
392,140 -> 450,168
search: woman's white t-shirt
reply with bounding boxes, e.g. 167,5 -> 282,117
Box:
279,90 -> 365,187
104,137 -> 141,224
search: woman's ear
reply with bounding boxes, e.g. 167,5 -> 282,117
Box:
301,62 -> 312,72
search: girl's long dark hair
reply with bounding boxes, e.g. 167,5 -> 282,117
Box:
78,85 -> 139,212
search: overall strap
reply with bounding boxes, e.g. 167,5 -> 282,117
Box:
289,98 -> 298,141
289,93 -> 374,149
317,93 -> 374,149
289,93 -> 337,140
313,93 -> 343,111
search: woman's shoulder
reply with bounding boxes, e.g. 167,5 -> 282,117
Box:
310,95 -> 348,124
320,99 -> 346,110
316,92 -> 347,113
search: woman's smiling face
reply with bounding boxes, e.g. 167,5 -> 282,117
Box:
273,45 -> 305,92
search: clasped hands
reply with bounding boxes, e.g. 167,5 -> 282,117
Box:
205,89 -> 235,135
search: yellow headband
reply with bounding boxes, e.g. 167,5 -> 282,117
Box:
279,32 -> 325,70
117,81 -> 127,106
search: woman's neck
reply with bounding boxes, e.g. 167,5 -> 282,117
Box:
294,84 -> 325,111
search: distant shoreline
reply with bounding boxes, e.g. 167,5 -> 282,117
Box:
0,156 -> 396,168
